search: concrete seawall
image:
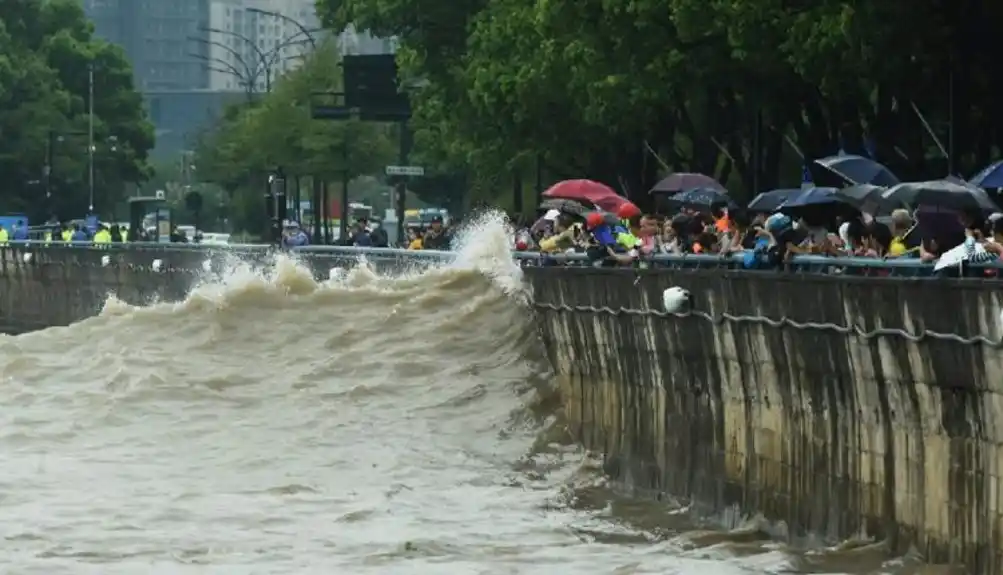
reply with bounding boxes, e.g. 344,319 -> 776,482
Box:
0,244 -> 432,333
526,266 -> 1003,571
1,244 -> 999,570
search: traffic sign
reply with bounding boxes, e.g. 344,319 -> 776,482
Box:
385,165 -> 424,177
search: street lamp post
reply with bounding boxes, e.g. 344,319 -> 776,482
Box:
246,8 -> 318,50
88,63 -> 94,214
198,27 -> 320,93
45,130 -> 118,218
201,27 -> 272,92
189,52 -> 256,99
189,37 -> 256,84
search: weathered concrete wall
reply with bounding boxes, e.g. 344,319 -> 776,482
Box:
0,245 -> 275,334
0,244 -> 427,333
526,267 -> 1003,571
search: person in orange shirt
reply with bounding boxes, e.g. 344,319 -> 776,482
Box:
714,207 -> 731,234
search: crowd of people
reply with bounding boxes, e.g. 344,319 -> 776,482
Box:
512,201 -> 1003,272
278,213 -> 459,250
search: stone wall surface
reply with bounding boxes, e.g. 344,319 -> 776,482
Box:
526,266 -> 1003,572
2,244 -> 1001,571
0,245 -> 268,333
0,244 -> 433,333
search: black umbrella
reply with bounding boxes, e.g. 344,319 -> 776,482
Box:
778,187 -> 860,219
539,198 -> 589,216
881,180 -> 1000,212
649,173 -> 726,194
666,187 -> 736,213
815,154 -> 900,187
836,183 -> 899,214
747,188 -> 801,212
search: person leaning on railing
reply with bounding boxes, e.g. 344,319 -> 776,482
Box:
93,225 -> 112,247
583,212 -> 636,266
407,230 -> 423,250
538,214 -> 584,254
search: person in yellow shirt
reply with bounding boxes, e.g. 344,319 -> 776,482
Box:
61,226 -> 72,242
93,225 -> 112,245
0,226 -> 8,246
405,227 -> 423,249
887,209 -> 919,257
539,214 -> 582,253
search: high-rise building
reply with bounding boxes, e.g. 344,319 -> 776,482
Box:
205,0 -> 319,92
82,0 -> 396,156
204,0 -> 394,92
84,0 -> 211,91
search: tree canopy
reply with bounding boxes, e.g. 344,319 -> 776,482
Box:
318,0 -> 1003,207
0,0 -> 154,221
193,38 -> 396,234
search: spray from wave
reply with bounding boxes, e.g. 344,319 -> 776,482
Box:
66,211 -> 523,324
2,212 -> 545,404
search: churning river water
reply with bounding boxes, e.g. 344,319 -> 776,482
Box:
0,216 -> 956,574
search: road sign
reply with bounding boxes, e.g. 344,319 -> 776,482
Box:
385,165 -> 424,177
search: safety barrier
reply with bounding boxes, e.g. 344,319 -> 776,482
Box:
6,241 -> 1003,276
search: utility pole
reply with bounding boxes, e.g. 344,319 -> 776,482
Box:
88,63 -> 95,214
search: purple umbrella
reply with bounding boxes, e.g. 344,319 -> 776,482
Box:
649,173 -> 726,195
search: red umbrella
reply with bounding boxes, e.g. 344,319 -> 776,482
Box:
543,179 -> 628,212
649,173 -> 726,194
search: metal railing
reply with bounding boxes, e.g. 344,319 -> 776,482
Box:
3,242 -> 1002,277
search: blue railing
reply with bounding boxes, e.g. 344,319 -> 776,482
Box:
4,241 -> 1001,277
294,246 -> 1002,277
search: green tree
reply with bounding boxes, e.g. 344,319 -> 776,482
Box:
143,157 -> 228,231
194,37 -> 396,234
193,38 -> 397,232
318,0 -> 1003,207
0,0 -> 154,221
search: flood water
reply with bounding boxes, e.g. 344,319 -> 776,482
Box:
0,215 -> 957,574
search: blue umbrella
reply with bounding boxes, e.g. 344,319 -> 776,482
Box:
779,187 -> 852,209
969,160 -> 1003,189
814,154 -> 900,187
747,188 -> 801,212
666,187 -> 736,212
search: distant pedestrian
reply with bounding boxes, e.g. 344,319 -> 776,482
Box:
281,221 -> 310,249
70,224 -> 88,243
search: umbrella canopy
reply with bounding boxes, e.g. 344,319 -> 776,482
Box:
780,187 -> 860,220
781,187 -> 846,207
666,187 -> 737,213
542,179 -> 627,212
747,188 -> 801,212
835,183 -> 900,215
881,180 -> 1000,212
539,197 -> 589,216
969,160 -> 1003,189
649,173 -> 726,194
815,154 -> 900,187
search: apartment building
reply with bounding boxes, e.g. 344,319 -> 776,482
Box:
205,0 -> 318,92
206,0 -> 395,92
